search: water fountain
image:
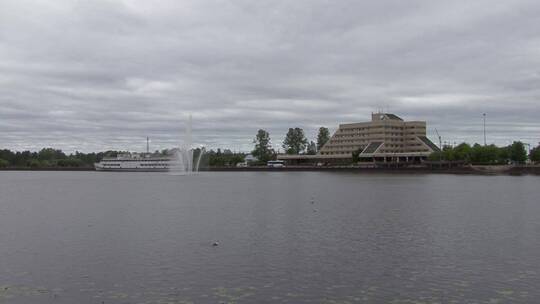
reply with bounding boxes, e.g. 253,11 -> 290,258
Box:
169,115 -> 205,174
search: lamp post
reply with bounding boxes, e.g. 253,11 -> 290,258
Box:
483,113 -> 487,146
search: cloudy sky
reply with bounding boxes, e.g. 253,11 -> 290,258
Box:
1,0 -> 540,153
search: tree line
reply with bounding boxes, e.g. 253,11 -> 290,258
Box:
0,126 -> 330,168
429,141 -> 540,164
251,127 -> 330,162
0,148 -> 133,168
0,147 -> 247,169
4,135 -> 537,169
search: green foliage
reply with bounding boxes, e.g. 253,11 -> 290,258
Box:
0,150 -> 38,167
441,145 -> 456,161
530,145 -> 540,163
206,149 -> 244,167
0,148 -> 127,168
453,143 -> 472,161
74,151 -> 99,164
282,127 -> 308,154
38,148 -> 66,161
252,129 -> 274,162
306,141 -> 317,155
0,149 -> 15,163
316,127 -> 330,150
497,146 -> 511,162
429,143 -> 472,162
427,142 -> 524,165
428,151 -> 442,161
352,148 -> 362,163
56,158 -> 84,167
28,159 -> 43,168
0,158 -> 8,168
470,144 -> 500,164
509,141 -> 527,163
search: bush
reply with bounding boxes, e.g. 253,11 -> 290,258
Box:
0,158 -> 9,168
27,159 -> 42,168
428,142 -> 523,165
57,158 -> 84,167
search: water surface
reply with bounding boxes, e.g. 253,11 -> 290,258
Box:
1,171 -> 539,303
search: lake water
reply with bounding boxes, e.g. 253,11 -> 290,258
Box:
0,171 -> 539,303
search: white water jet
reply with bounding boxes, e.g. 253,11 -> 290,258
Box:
169,115 -> 205,175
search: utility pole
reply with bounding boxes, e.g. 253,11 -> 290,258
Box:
435,129 -> 442,151
435,128 -> 442,164
483,113 -> 487,146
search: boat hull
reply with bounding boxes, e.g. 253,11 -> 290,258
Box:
95,167 -> 170,172
94,158 -> 172,172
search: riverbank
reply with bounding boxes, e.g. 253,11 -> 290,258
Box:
2,165 -> 539,175
0,167 -> 94,171
208,165 -> 540,175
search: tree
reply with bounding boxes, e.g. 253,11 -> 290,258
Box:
530,145 -> 540,163
441,145 -> 455,161
252,129 -> 274,162
0,158 -> 8,168
471,144 -> 500,164
282,127 -> 308,154
57,158 -> 83,167
509,141 -> 527,164
498,146 -> 511,163
0,149 -> 15,163
206,149 -> 244,167
428,151 -> 443,161
453,143 -> 472,162
38,148 -> 66,160
28,159 -> 42,168
317,127 -> 330,150
352,148 -> 362,163
306,141 -> 317,155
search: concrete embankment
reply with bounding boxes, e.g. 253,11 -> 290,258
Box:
208,165 -> 540,175
466,165 -> 540,175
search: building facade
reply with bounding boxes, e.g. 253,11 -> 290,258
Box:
278,113 -> 440,165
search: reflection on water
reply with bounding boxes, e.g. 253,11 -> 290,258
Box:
0,171 -> 539,303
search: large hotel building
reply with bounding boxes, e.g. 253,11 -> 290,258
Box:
278,113 -> 440,165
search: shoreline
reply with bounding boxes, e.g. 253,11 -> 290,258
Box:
1,165 -> 539,175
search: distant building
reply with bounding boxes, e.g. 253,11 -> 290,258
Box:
278,113 -> 440,165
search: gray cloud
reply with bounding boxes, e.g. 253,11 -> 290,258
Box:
1,0 -> 540,153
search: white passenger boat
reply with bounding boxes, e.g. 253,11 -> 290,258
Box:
94,137 -> 174,172
94,154 -> 172,172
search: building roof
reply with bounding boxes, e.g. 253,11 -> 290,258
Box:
277,154 -> 351,160
417,136 -> 441,152
361,142 -> 383,154
384,113 -> 403,121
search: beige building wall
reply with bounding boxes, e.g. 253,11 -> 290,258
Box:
319,113 -> 436,157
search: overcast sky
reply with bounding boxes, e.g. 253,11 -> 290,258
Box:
1,0 -> 540,153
